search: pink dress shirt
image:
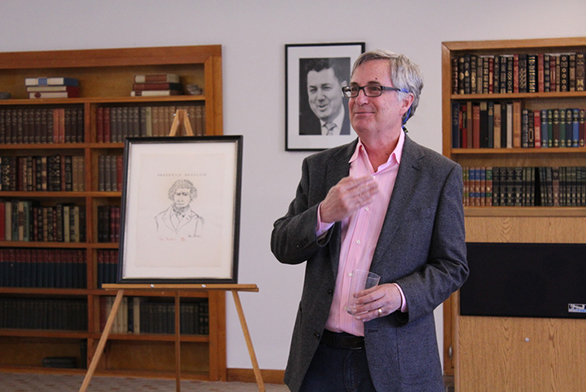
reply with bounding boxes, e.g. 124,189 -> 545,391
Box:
317,131 -> 408,336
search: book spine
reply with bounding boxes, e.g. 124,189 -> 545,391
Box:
527,54 -> 537,93
104,108 -> 111,143
534,110 -> 541,148
537,53 -> 545,92
576,52 -> 585,91
451,57 -> 458,94
463,54 -> 471,94
578,109 -> 586,147
133,74 -> 180,83
560,54 -> 569,92
512,102 -> 522,148
472,104 -> 480,149
131,107 -> 140,138
452,102 -> 460,148
487,102 -> 494,148
116,155 -> 123,192
132,82 -> 182,91
569,53 -> 576,92
0,109 -> 5,144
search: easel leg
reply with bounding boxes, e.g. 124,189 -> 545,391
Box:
168,109 -> 194,137
79,289 -> 125,392
175,291 -> 181,392
231,290 -> 265,392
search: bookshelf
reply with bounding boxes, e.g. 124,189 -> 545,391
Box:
0,45 -> 227,381
442,37 -> 586,390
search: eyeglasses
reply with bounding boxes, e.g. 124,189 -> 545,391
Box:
341,85 -> 404,98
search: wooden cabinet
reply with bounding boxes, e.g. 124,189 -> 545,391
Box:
442,38 -> 586,390
0,45 -> 227,380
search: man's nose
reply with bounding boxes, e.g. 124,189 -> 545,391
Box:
354,90 -> 369,104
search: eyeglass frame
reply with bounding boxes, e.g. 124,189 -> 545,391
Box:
341,84 -> 408,98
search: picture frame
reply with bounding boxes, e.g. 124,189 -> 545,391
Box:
118,135 -> 243,284
285,42 -> 365,151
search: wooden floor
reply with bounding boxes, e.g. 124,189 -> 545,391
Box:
0,371 -> 288,392
0,371 -> 455,391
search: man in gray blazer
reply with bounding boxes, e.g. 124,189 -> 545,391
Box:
271,50 -> 468,392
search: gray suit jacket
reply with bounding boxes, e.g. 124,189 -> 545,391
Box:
271,134 -> 468,392
299,105 -> 352,136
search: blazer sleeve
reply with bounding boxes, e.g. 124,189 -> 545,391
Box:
271,157 -> 332,265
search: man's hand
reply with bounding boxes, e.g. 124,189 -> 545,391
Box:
319,176 -> 379,223
353,283 -> 403,322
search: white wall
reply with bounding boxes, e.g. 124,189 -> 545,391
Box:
2,0 -> 586,372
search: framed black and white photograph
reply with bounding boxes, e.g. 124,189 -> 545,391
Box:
118,135 -> 243,283
285,42 -> 365,151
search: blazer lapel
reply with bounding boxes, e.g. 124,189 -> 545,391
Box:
325,141 -> 356,278
371,135 -> 424,269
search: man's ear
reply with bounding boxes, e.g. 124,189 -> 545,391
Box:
402,93 -> 414,111
340,80 -> 348,97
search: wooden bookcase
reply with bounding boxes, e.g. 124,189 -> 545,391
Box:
442,37 -> 586,390
0,45 -> 228,381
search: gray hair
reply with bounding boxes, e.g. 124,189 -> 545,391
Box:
352,50 -> 424,124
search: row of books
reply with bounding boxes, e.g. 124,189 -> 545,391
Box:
0,298 -> 87,331
0,201 -> 86,243
98,155 -> 123,192
97,205 -> 120,243
0,248 -> 86,288
96,104 -> 205,143
463,166 -> 586,207
26,77 -> 80,99
23,74 -> 196,99
452,52 -> 586,95
101,297 -> 209,335
97,249 -> 118,288
0,155 -> 85,192
451,101 -> 586,149
0,104 -> 207,146
130,73 -> 183,97
0,107 -> 84,144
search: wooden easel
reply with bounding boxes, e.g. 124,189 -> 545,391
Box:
168,108 -> 194,137
79,284 -> 265,392
80,111 -> 265,391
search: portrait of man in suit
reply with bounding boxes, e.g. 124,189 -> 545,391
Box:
299,57 -> 352,136
154,179 -> 204,240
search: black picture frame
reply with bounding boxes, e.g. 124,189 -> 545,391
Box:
117,135 -> 243,284
285,42 -> 365,151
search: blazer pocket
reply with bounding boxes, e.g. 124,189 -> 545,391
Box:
396,316 -> 442,385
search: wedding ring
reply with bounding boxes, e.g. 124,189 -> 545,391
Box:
377,308 -> 382,316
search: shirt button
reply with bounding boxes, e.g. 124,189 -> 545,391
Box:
356,240 -> 361,244
365,207 -> 369,212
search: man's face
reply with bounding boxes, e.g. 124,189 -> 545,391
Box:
173,188 -> 191,208
348,60 -> 410,138
307,67 -> 345,123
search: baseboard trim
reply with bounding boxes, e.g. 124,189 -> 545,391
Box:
227,368 -> 285,384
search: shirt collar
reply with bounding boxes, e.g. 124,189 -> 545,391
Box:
349,129 -> 405,167
320,106 -> 346,133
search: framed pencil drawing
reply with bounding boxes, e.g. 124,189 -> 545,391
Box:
285,42 -> 365,151
118,135 -> 243,283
